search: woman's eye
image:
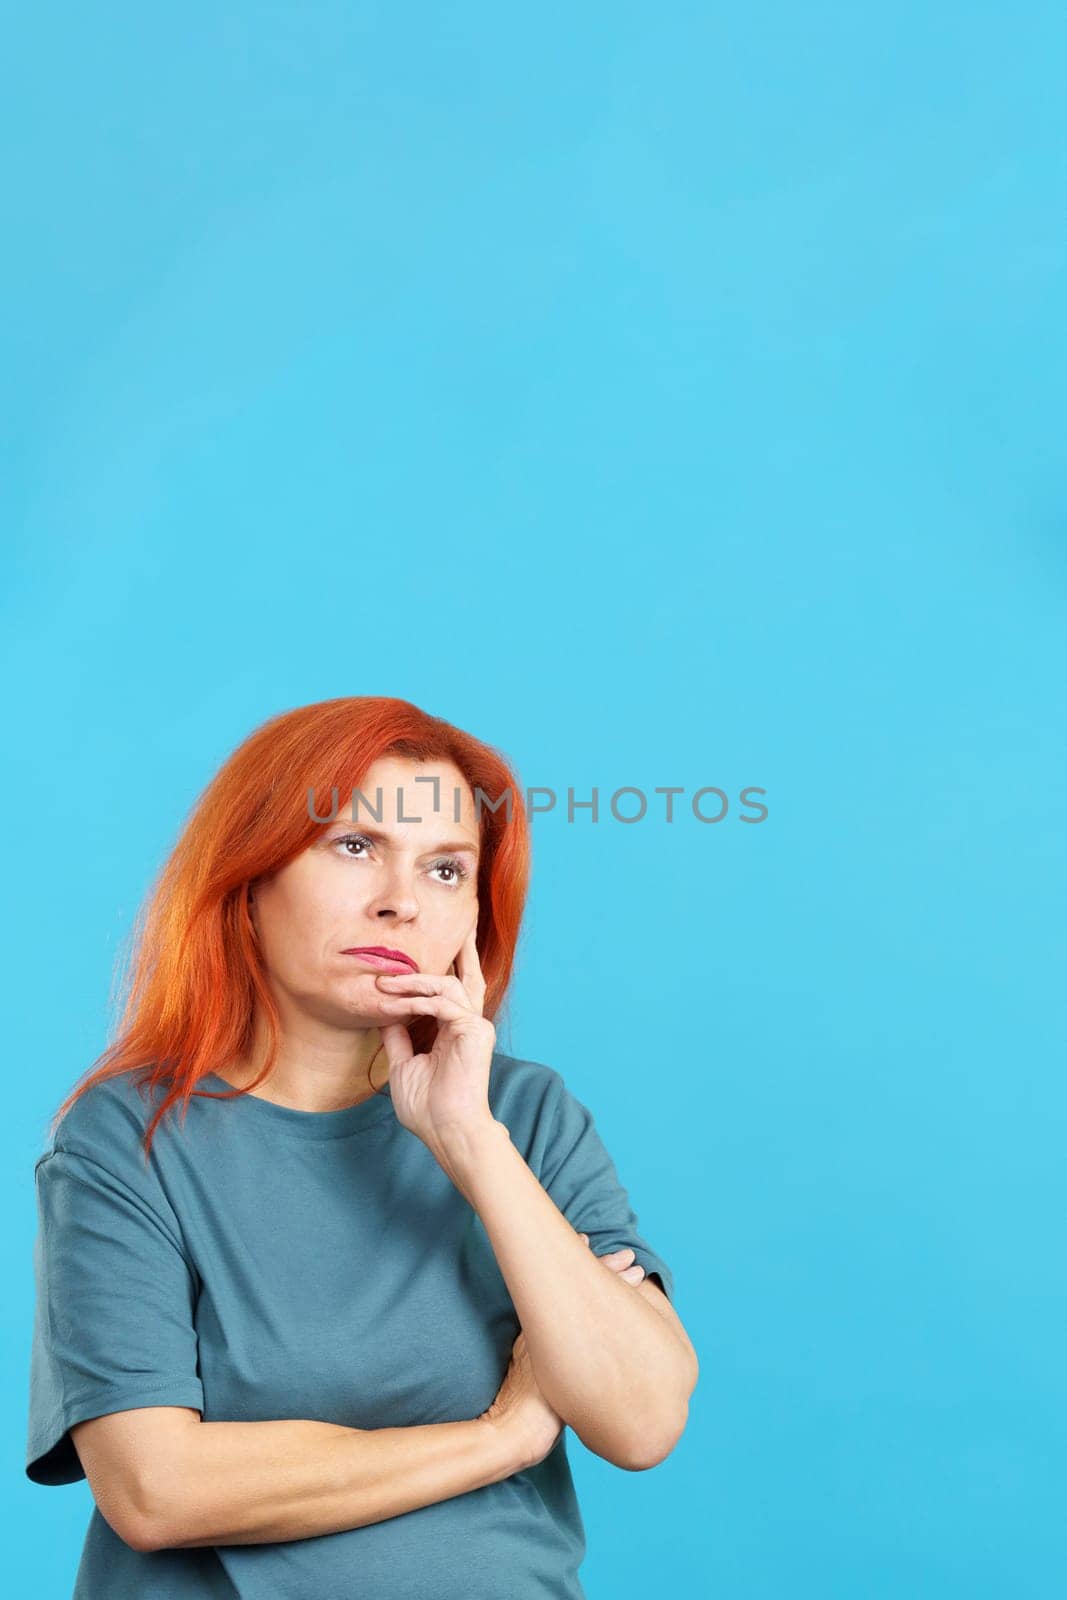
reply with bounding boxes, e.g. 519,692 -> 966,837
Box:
334,834 -> 370,857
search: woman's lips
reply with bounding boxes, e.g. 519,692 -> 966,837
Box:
342,948 -> 419,974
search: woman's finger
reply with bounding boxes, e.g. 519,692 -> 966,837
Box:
578,1235 -> 638,1265
576,1232 -> 644,1282
373,989 -> 475,1025
375,971 -> 475,1011
454,921 -> 488,1013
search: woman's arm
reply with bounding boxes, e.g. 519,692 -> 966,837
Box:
436,1120 -> 699,1472
72,1405 -> 530,1552
372,949 -> 697,1473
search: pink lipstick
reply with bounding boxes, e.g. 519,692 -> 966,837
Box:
342,946 -> 419,974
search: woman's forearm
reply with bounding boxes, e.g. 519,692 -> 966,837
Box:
436,1119 -> 696,1471
147,1413 -> 522,1550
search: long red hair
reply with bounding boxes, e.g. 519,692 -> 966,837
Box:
50,696 -> 531,1162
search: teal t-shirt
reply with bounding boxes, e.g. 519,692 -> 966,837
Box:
26,1049 -> 674,1599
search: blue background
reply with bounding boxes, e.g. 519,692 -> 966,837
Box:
4,3 -> 1066,1595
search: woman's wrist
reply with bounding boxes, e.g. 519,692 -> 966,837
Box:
475,1406 -> 538,1477
430,1117 -> 511,1199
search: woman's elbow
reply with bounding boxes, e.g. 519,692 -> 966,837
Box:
628,1350 -> 699,1470
621,1400 -> 692,1472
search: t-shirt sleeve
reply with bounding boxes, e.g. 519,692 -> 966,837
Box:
26,1145 -> 205,1486
537,1073 -> 676,1303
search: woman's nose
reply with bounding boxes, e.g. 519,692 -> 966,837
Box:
367,870 -> 420,919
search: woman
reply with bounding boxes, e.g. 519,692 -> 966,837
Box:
26,695 -> 699,1599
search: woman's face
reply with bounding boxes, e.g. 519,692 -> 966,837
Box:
248,755 -> 482,1028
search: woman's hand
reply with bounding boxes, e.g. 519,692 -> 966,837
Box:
577,1232 -> 647,1286
372,919 -> 497,1158
480,1327 -> 563,1470
480,1237 -> 648,1469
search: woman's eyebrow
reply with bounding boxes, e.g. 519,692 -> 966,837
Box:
327,822 -> 479,858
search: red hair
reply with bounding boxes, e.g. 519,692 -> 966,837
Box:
50,696 -> 531,1162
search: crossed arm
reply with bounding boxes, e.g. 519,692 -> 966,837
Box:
71,1118 -> 696,1549
435,1117 -> 699,1471
73,1237 -> 694,1551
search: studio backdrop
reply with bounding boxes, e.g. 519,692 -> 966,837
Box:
4,4 -> 1065,1598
